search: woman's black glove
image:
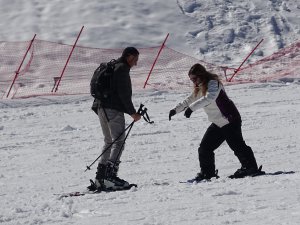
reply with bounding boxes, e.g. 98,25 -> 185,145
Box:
169,109 -> 176,121
184,107 -> 193,118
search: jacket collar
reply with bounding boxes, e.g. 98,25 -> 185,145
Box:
117,57 -> 130,67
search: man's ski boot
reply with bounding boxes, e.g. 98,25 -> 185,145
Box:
87,161 -> 134,192
104,160 -> 130,191
87,164 -> 107,192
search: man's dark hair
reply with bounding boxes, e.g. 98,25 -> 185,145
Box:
121,47 -> 139,58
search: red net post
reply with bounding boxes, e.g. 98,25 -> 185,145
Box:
53,26 -> 84,93
228,39 -> 264,82
143,33 -> 169,89
5,34 -> 36,98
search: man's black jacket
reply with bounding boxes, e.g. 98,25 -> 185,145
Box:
91,57 -> 136,115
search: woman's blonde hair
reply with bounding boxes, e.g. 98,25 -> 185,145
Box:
188,63 -> 221,96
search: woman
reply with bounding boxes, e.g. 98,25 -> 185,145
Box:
169,63 -> 263,181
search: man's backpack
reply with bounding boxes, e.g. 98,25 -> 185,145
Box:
90,59 -> 116,101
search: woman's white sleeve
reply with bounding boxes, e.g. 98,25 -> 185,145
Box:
174,94 -> 195,113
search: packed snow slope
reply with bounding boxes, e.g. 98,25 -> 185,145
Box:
0,0 -> 299,65
1,0 -> 300,225
1,82 -> 300,225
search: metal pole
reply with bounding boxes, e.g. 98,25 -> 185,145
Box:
6,34 -> 36,98
143,33 -> 169,88
53,26 -> 84,92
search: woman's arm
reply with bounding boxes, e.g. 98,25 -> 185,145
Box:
174,92 -> 199,113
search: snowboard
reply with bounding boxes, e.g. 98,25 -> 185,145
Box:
181,169 -> 295,184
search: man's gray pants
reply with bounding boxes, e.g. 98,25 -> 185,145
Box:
97,107 -> 126,165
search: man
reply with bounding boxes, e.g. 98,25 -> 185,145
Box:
91,47 -> 141,190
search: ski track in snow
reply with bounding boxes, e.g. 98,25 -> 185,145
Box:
1,81 -> 300,225
178,0 -> 300,64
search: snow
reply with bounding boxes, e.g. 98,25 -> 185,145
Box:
1,0 -> 300,225
1,0 -> 300,65
1,82 -> 300,225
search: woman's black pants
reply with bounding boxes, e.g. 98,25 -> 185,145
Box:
198,122 -> 258,175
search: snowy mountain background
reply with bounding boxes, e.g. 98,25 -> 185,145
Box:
1,0 -> 300,65
1,0 -> 300,225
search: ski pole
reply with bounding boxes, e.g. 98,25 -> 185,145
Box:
111,121 -> 135,166
85,121 -> 135,172
85,104 -> 147,172
110,104 -> 154,167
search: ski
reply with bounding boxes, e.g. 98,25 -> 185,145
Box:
56,183 -> 137,199
180,178 -> 215,184
55,191 -> 93,199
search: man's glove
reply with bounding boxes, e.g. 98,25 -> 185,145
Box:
169,109 -> 176,121
184,107 -> 193,118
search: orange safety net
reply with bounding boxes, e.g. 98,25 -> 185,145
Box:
0,39 -> 299,99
